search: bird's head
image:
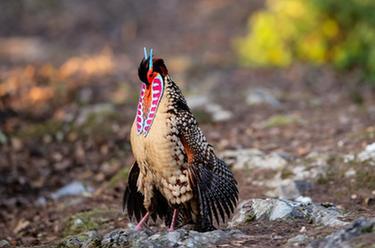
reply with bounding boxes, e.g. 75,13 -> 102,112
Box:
138,48 -> 168,86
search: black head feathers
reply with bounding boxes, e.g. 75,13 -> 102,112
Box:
138,57 -> 169,85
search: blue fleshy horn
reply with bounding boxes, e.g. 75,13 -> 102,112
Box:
149,48 -> 153,68
144,47 -> 148,60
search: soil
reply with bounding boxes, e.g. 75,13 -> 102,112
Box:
0,0 -> 374,247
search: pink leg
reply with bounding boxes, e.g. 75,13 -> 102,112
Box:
168,209 -> 179,232
135,212 -> 150,231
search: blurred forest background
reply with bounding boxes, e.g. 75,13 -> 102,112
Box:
0,0 -> 374,247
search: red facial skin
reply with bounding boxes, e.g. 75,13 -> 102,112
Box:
146,69 -> 158,84
143,69 -> 159,114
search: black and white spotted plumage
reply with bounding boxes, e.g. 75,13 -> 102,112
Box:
164,76 -> 238,230
123,56 -> 238,232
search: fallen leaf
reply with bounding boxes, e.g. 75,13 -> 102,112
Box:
13,219 -> 30,234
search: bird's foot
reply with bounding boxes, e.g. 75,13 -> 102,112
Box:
135,224 -> 143,231
168,208 -> 179,232
135,212 -> 150,231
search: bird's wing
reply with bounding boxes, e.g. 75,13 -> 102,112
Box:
123,161 -> 146,222
175,109 -> 238,228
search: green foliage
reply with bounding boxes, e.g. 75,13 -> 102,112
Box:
235,0 -> 375,83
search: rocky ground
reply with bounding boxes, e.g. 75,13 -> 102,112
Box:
1,1 -> 375,247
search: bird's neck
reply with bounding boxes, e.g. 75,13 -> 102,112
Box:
135,74 -> 164,136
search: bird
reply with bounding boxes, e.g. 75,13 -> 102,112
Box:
123,48 -> 238,232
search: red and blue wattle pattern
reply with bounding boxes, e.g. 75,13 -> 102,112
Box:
135,74 -> 164,136
136,83 -> 146,135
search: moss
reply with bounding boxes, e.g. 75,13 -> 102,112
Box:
108,166 -> 130,188
349,126 -> 375,141
15,105 -> 119,141
245,212 -> 256,223
192,109 -> 214,124
72,110 -> 119,141
350,90 -> 364,105
63,209 -> 114,236
280,168 -> 294,179
355,164 -> 375,190
263,114 -> 300,128
16,119 -> 63,139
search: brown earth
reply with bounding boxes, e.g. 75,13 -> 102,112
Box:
0,0 -> 374,247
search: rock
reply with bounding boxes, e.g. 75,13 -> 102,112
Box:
357,143 -> 375,166
0,131 -> 7,145
246,88 -> 281,108
308,218 -> 375,248
274,179 -> 304,199
185,95 -> 232,122
58,231 -> 100,248
51,181 -> 93,200
343,154 -> 355,163
186,95 -> 209,109
205,103 -> 232,122
287,234 -> 309,246
101,228 -> 150,248
0,240 -> 10,248
229,198 -> 347,228
222,149 -> 288,170
295,196 -> 312,204
265,173 -> 314,200
101,227 -> 245,248
76,103 -> 115,126
344,168 -> 356,178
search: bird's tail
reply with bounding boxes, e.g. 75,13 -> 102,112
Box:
191,158 -> 238,231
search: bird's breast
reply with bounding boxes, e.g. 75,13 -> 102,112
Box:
130,90 -> 193,205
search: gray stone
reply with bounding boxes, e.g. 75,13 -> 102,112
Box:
185,95 -> 209,109
275,180 -> 313,200
246,88 -> 281,108
276,179 -> 303,199
101,228 -> 150,248
0,240 -> 10,248
357,143 -> 375,166
185,95 -> 232,122
229,198 -> 347,228
99,227 -> 244,248
308,218 -> 375,248
205,103 -> 232,122
51,181 -> 93,200
222,149 -> 288,170
76,103 -> 115,126
287,234 -> 309,246
58,231 -> 100,248
0,131 -> 7,145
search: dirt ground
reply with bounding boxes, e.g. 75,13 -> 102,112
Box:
0,1 -> 374,247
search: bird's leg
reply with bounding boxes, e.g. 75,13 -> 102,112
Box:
168,208 -> 179,232
135,212 -> 150,231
